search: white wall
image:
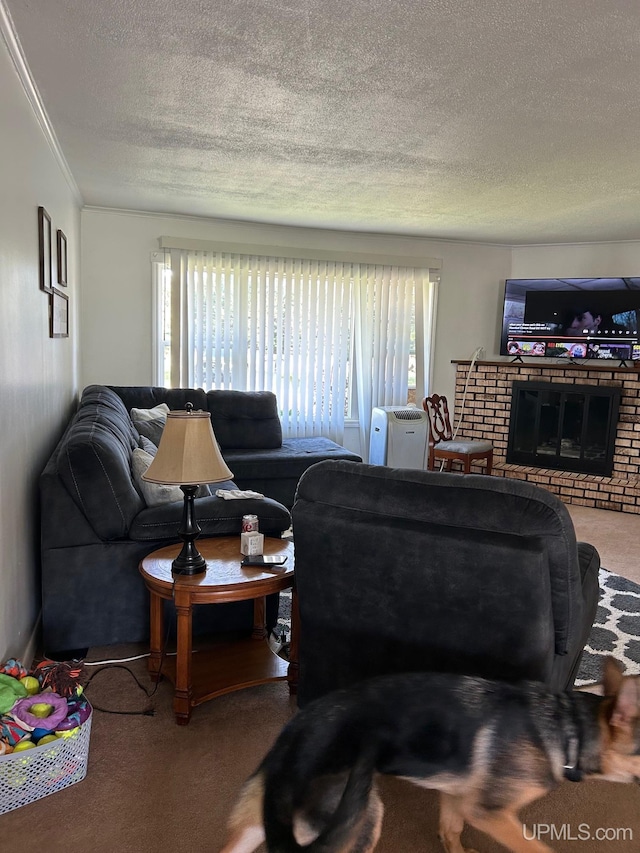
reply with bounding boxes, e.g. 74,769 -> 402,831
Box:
0,34 -> 80,661
81,209 -> 512,413
431,242 -> 512,374
512,241 -> 640,278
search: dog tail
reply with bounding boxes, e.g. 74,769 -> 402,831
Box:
263,744 -> 377,852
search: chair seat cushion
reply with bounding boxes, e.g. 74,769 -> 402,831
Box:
437,439 -> 492,454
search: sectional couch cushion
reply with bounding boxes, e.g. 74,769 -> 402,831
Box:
109,386 -> 208,413
205,390 -> 282,449
225,437 -> 363,480
128,493 -> 290,541
225,437 -> 363,507
57,391 -> 144,540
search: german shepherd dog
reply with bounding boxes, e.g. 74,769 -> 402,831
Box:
219,657 -> 640,853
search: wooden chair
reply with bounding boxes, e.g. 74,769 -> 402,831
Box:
422,393 -> 493,474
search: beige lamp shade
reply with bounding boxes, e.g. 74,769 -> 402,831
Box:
142,409 -> 233,485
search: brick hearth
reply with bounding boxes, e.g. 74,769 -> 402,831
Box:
452,360 -> 640,514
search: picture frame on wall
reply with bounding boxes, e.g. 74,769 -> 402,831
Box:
50,288 -> 69,338
38,206 -> 53,293
57,229 -> 68,286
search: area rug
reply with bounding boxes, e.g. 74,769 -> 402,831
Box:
276,568 -> 640,687
575,568 -> 640,686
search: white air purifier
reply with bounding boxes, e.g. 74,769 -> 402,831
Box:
369,406 -> 429,469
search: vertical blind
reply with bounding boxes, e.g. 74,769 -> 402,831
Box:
186,252 -> 353,439
354,264 -> 415,455
157,247 -> 436,444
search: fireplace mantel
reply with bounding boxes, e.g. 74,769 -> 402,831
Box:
450,360 -> 640,514
452,359 -> 640,373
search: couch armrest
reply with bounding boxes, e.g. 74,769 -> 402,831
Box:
577,541 -> 601,585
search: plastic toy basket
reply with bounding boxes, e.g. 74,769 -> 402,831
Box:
0,705 -> 92,814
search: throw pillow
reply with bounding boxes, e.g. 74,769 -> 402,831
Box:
131,447 -> 183,506
131,447 -> 212,504
138,434 -> 158,455
138,434 -> 213,497
130,403 -> 170,446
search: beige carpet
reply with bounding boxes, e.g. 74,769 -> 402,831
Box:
2,504 -> 638,851
567,504 -> 639,584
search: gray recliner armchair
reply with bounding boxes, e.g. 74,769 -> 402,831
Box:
291,461 -> 600,707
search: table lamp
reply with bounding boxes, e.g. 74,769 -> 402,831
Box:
142,403 -> 233,575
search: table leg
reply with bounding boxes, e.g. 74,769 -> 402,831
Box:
287,584 -> 299,695
252,596 -> 267,639
173,587 -> 193,725
148,591 -> 164,683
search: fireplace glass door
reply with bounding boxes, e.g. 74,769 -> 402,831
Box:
507,381 -> 620,475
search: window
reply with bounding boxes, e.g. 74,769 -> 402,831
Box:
153,245 -> 438,447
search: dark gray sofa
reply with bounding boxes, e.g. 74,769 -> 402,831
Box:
40,385 -> 360,654
292,461 -> 601,706
108,386 -> 362,509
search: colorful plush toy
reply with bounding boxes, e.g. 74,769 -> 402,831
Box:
12,693 -> 69,731
0,673 -> 28,714
56,696 -> 91,731
31,660 -> 85,698
0,659 -> 28,680
0,715 -> 32,747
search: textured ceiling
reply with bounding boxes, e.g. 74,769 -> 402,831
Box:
5,0 -> 640,244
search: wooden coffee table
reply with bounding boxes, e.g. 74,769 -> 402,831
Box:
139,536 -> 297,725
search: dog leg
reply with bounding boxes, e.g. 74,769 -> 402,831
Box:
219,773 -> 265,853
218,825 -> 264,853
336,784 -> 384,853
355,783 -> 384,853
467,811 -> 554,853
295,779 -> 384,853
438,793 -> 479,853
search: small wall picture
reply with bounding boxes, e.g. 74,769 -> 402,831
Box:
38,206 -> 52,293
50,288 -> 69,338
57,229 -> 68,286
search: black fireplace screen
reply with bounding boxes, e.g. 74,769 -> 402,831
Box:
507,381 -> 621,475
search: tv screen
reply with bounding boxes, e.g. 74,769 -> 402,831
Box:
500,278 -> 640,360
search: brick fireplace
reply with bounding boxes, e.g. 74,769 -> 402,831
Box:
452,360 -> 640,513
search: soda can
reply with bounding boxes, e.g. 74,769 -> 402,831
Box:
242,514 -> 259,533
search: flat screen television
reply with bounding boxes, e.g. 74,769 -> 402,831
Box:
500,278 -> 640,361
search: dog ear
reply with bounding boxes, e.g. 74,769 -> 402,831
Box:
603,656 -> 625,697
610,677 -> 639,729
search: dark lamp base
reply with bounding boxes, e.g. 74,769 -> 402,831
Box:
172,550 -> 207,575
171,484 -> 207,576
